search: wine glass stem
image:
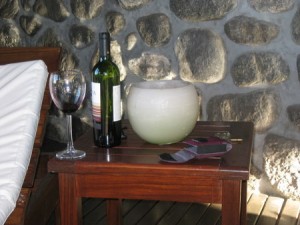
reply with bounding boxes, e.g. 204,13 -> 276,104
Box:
66,114 -> 75,153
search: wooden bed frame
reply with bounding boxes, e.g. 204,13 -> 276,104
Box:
0,47 -> 61,225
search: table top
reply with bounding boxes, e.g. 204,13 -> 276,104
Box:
48,120 -> 254,180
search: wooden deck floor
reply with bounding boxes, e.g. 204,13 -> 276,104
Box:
47,192 -> 300,225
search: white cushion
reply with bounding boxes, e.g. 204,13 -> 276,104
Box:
0,60 -> 48,224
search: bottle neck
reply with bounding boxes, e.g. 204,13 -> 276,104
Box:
99,32 -> 111,60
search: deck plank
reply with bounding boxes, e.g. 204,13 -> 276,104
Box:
157,202 -> 191,225
176,203 -> 210,225
256,196 -> 285,225
277,198 -> 300,225
247,193 -> 268,225
137,201 -> 174,225
123,200 -> 157,225
197,204 -> 221,225
82,198 -> 105,216
94,200 -> 142,225
83,199 -> 106,225
123,200 -> 140,216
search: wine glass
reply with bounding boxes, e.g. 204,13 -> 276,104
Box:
49,69 -> 86,160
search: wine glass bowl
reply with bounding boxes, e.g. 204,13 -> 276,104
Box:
49,69 -> 86,160
50,70 -> 86,113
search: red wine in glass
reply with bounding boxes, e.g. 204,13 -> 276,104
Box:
61,103 -> 81,114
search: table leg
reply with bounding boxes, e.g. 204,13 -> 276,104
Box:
240,180 -> 248,225
222,179 -> 242,225
107,199 -> 123,225
58,173 -> 82,225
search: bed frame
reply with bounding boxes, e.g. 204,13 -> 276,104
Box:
0,47 -> 61,225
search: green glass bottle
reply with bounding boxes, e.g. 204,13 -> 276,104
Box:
92,32 -> 122,147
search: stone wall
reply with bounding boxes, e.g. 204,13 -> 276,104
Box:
1,0 -> 300,200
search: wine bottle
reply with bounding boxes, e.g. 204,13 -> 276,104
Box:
92,32 -> 122,147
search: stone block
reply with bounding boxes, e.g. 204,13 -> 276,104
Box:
231,52 -> 289,86
19,16 -> 42,36
287,104 -> 300,130
71,0 -> 104,19
0,23 -> 20,47
292,7 -> 300,45
69,25 -> 95,49
170,0 -> 237,21
106,11 -> 125,35
207,89 -> 280,132
224,16 -> 279,45
264,134 -> 300,200
118,0 -> 152,10
0,0 -> 19,19
248,0 -> 295,13
33,0 -> 69,22
175,29 -> 226,83
128,52 -> 173,80
137,13 -> 171,47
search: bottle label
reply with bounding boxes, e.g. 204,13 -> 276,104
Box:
113,85 -> 121,121
92,82 -> 101,122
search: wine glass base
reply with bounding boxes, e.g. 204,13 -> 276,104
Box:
56,149 -> 86,160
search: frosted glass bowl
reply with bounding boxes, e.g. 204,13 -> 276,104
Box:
126,80 -> 199,144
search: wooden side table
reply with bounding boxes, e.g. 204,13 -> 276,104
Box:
48,121 -> 254,225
